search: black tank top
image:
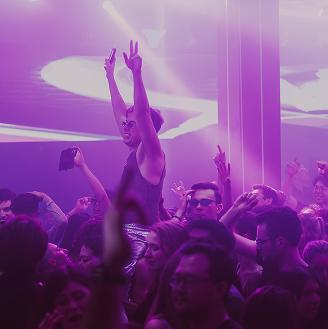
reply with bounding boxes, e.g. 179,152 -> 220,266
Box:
120,151 -> 165,225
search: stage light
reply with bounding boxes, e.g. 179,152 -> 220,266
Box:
0,123 -> 118,142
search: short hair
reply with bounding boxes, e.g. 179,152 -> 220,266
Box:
127,106 -> 164,133
303,240 -> 328,264
257,207 -> 302,247
151,220 -> 188,257
186,219 -> 235,252
0,215 -> 48,273
244,285 -> 297,329
71,220 -> 103,259
252,184 -> 279,206
313,175 -> 328,187
190,182 -> 222,204
11,193 -> 40,215
0,188 -> 16,202
178,242 -> 235,286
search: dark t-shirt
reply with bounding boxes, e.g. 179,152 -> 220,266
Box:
218,319 -> 244,329
120,150 -> 165,225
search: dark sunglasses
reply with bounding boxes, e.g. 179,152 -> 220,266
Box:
122,120 -> 136,129
189,198 -> 216,207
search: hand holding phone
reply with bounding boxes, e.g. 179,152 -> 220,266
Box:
109,48 -> 116,64
104,48 -> 116,78
59,147 -> 78,171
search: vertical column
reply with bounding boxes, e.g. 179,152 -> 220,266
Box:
218,0 -> 281,195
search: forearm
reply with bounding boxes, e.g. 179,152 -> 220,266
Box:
107,76 -> 127,122
80,165 -> 111,209
220,207 -> 240,229
40,195 -> 67,222
282,175 -> 293,196
132,71 -> 150,118
39,195 -> 67,244
222,179 -> 233,211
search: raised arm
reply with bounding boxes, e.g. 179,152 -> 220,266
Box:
213,145 -> 232,210
220,193 -> 258,258
123,41 -> 163,160
104,50 -> 128,137
74,148 -> 111,211
31,191 -> 67,245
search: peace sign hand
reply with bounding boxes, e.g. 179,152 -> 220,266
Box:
123,40 -> 142,73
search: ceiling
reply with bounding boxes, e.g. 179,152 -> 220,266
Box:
1,0 -> 328,142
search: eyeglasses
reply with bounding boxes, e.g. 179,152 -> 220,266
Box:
256,238 -> 272,245
170,274 -> 211,288
122,120 -> 136,129
189,198 -> 216,207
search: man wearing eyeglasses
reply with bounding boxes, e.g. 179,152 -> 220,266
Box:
170,243 -> 243,329
104,41 -> 165,226
186,182 -> 223,221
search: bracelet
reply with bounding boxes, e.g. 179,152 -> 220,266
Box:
172,215 -> 181,220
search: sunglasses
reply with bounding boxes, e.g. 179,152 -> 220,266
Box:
122,120 -> 136,129
189,198 -> 216,207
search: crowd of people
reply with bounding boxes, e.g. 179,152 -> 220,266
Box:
1,41 -> 328,329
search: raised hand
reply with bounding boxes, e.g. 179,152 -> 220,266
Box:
171,181 -> 188,199
123,40 -> 142,74
103,169 -> 146,270
37,311 -> 64,329
233,192 -> 258,213
75,197 -> 91,212
286,158 -> 301,177
74,147 -> 86,169
214,145 -> 231,185
104,48 -> 117,78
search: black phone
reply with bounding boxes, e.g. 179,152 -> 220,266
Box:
59,147 -> 78,171
109,48 -> 116,64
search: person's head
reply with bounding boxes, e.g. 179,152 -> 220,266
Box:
298,209 -> 324,253
244,285 -> 297,329
78,236 -> 103,274
38,243 -> 71,276
122,106 -> 164,148
71,219 -> 103,261
170,243 -> 234,317
61,212 -> 90,252
251,184 -> 279,211
144,221 -> 188,271
187,182 -> 223,221
44,268 -> 91,329
11,193 -> 40,218
313,175 -> 328,207
0,215 -> 48,274
0,188 -> 15,222
275,270 -> 321,322
303,240 -> 328,288
256,207 -> 302,267
186,219 -> 235,252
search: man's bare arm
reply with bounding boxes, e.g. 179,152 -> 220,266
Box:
123,41 -> 163,160
104,52 -> 128,137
